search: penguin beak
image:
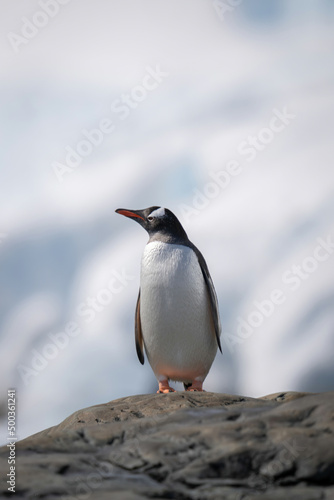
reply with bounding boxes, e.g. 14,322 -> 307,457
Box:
115,208 -> 145,221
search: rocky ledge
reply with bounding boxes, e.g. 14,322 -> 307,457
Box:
1,391 -> 334,499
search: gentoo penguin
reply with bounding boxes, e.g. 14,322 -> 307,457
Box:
115,206 -> 222,393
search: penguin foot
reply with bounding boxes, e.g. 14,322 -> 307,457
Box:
157,380 -> 175,394
184,380 -> 204,392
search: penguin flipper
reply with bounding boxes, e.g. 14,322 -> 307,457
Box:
135,290 -> 145,364
190,245 -> 222,353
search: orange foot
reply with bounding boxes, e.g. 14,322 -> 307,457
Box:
157,380 -> 176,394
184,380 -> 205,392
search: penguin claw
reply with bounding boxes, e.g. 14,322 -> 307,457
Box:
157,381 -> 176,393
184,380 -> 205,392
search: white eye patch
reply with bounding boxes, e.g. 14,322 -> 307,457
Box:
149,207 -> 165,218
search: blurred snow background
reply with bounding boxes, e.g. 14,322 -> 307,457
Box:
1,0 -> 334,442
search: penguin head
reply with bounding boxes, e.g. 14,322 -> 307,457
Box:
115,206 -> 188,242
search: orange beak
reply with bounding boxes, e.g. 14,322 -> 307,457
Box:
115,209 -> 145,221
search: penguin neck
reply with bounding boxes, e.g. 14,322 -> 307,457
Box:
148,227 -> 190,246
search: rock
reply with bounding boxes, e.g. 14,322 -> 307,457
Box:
1,391 -> 333,499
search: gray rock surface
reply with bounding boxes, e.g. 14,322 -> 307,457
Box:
1,391 -> 334,499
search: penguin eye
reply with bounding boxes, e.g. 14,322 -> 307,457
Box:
147,216 -> 154,222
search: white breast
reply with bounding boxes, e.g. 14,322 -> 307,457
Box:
140,241 -> 217,383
